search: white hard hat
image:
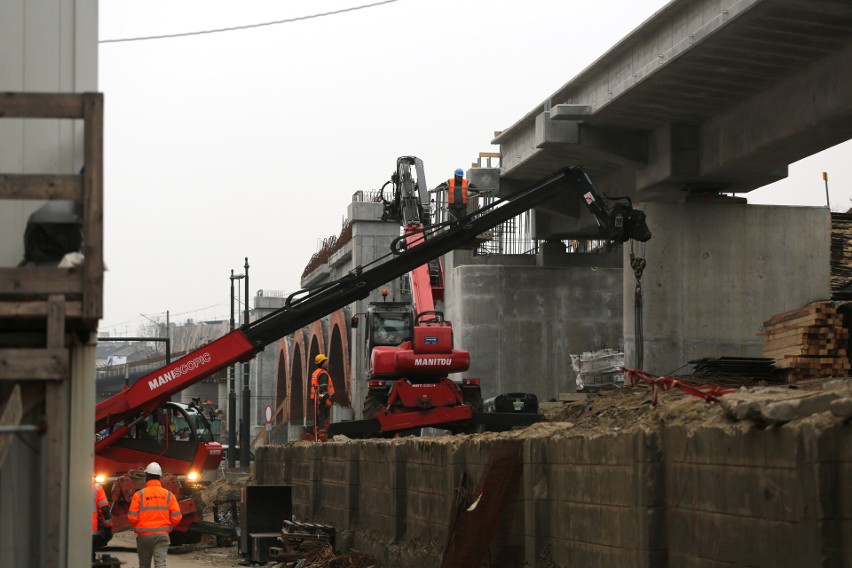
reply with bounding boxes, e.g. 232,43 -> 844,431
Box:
145,462 -> 163,476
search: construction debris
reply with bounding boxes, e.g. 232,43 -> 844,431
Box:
690,356 -> 779,383
270,541 -> 375,568
719,378 -> 852,424
570,348 -> 624,390
195,475 -> 250,513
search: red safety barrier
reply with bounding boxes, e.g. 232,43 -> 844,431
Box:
622,368 -> 738,406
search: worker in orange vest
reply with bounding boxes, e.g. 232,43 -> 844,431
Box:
434,168 -> 479,221
92,481 -> 113,560
127,462 -> 183,568
311,354 -> 335,431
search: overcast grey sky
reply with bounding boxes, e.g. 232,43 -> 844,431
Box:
97,0 -> 852,335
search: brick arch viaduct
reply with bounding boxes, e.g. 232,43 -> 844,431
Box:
274,308 -> 352,429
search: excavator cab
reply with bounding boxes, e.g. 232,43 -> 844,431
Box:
366,302 -> 414,349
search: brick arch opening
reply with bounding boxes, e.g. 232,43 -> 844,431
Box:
307,321 -> 326,425
289,337 -> 307,424
328,308 -> 352,406
274,337 -> 290,423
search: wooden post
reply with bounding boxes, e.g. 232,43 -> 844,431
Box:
44,295 -> 67,568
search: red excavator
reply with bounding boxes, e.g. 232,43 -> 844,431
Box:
94,159 -> 650,538
332,156 -> 652,437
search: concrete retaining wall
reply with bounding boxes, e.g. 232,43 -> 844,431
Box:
256,416 -> 850,567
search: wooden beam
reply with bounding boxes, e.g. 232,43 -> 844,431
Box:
0,174 -> 83,201
0,301 -> 82,318
0,385 -> 23,469
0,92 -> 84,119
0,268 -> 83,297
82,93 -> 104,321
0,349 -> 68,380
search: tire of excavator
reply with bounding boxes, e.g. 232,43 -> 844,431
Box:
462,387 -> 484,412
362,391 -> 387,420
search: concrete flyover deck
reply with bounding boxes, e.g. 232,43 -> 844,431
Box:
494,0 -> 852,201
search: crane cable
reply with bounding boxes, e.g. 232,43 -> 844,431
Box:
630,243 -> 647,369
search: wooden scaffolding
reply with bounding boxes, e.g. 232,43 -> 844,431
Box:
0,92 -> 103,567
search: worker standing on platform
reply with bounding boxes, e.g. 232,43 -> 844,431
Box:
311,354 -> 335,431
92,480 -> 113,560
127,462 -> 182,568
434,168 -> 478,221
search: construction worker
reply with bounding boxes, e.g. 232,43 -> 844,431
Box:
434,168 -> 477,221
311,354 -> 335,430
127,462 -> 182,568
92,480 -> 113,559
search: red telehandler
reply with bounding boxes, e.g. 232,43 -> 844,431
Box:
330,156 -> 651,437
94,160 -> 650,539
351,156 -> 484,435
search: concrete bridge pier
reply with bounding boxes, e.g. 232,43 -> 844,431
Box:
624,200 -> 830,375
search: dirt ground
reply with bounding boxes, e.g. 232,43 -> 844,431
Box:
99,530 -> 242,568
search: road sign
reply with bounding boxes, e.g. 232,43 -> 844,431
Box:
264,404 -> 273,424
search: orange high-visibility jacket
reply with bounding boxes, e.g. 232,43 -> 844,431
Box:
447,178 -> 469,205
92,483 -> 111,533
311,368 -> 335,406
127,479 -> 182,535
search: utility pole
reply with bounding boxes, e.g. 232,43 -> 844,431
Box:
228,269 -> 244,468
240,257 -> 251,468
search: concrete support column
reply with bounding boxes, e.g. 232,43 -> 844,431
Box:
625,202 -> 830,373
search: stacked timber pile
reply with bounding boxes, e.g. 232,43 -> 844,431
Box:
830,212 -> 852,300
762,301 -> 851,382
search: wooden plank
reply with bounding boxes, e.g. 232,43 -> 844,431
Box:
82,93 -> 104,322
763,304 -> 821,327
764,301 -> 835,327
0,174 -> 83,201
0,301 -> 82,318
763,332 -> 825,351
760,326 -> 833,341
0,267 -> 82,297
0,92 -> 84,118
0,349 -> 68,380
764,312 -> 836,332
0,385 -> 23,468
47,296 -> 65,348
44,296 -> 66,568
764,346 -> 839,359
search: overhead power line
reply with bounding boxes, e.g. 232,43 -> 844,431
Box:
100,0 -> 402,44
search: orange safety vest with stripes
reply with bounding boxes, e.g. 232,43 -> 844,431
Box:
127,479 -> 182,535
92,483 -> 111,533
447,178 -> 469,205
311,368 -> 335,406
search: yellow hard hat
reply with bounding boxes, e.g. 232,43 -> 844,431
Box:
315,354 -> 327,365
